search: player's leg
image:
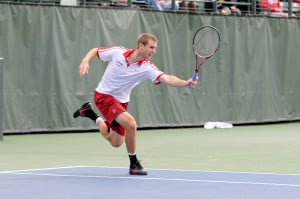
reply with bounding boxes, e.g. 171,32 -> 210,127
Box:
96,110 -> 147,175
73,102 -> 125,147
96,119 -> 124,147
94,92 -> 147,175
73,101 -> 147,175
114,112 -> 137,154
114,112 -> 147,175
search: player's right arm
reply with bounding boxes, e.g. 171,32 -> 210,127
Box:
159,74 -> 197,88
78,48 -> 98,78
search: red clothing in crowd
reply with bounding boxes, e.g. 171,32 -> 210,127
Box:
261,0 -> 282,12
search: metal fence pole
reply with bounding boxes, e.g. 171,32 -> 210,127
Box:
128,0 -> 132,7
212,0 -> 218,13
171,0 -> 176,11
0,57 -> 3,141
252,0 -> 256,15
288,0 -> 292,16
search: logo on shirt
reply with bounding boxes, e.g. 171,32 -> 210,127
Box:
116,61 -> 123,67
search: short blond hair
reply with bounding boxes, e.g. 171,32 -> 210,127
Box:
137,33 -> 157,47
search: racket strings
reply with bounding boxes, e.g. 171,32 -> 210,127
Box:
193,28 -> 220,57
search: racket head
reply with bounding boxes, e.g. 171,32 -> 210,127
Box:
193,26 -> 221,59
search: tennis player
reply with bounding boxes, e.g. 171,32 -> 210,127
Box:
73,33 -> 197,175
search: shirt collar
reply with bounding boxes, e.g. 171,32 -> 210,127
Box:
123,49 -> 146,67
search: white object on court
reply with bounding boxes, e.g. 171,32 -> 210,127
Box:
204,122 -> 233,129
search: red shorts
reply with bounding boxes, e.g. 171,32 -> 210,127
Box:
94,91 -> 128,136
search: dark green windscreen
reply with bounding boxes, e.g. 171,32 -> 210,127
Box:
0,4 -> 299,133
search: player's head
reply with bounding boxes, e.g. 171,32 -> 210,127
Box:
137,33 -> 157,59
137,33 -> 157,47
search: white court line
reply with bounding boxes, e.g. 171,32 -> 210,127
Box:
149,168 -> 300,176
79,165 -> 300,177
1,165 -> 300,176
11,172 -> 300,187
0,166 -> 87,174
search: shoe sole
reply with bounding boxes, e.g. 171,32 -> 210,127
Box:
129,170 -> 148,175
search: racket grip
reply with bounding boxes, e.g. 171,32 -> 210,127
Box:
191,72 -> 198,81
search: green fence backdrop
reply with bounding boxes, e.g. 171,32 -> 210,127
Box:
0,4 -> 299,133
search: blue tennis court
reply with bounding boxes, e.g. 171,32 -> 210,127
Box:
1,166 -> 300,199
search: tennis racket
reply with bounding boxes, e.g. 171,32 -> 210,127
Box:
191,26 -> 221,81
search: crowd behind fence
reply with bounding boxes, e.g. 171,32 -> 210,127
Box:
1,0 -> 300,17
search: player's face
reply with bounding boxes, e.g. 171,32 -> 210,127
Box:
141,39 -> 157,59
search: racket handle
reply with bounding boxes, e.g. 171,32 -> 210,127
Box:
192,72 -> 198,81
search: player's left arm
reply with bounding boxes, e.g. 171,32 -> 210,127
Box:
159,74 -> 197,88
78,48 -> 98,78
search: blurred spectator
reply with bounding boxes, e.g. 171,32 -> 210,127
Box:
147,0 -> 179,10
205,0 -> 241,16
229,4 -> 242,15
110,0 -> 128,6
281,0 -> 300,2
159,0 -> 179,10
219,0 -> 242,16
261,0 -> 296,17
179,1 -> 198,13
111,0 -> 149,8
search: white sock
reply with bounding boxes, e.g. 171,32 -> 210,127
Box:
95,116 -> 103,124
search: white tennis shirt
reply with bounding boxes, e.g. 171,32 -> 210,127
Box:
95,46 -> 164,103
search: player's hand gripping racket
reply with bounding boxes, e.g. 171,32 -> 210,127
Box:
191,26 -> 221,81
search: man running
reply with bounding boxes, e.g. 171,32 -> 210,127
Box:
73,33 -> 197,175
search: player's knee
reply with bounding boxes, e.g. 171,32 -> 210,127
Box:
109,132 -> 124,148
125,119 -> 137,133
111,140 -> 123,148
